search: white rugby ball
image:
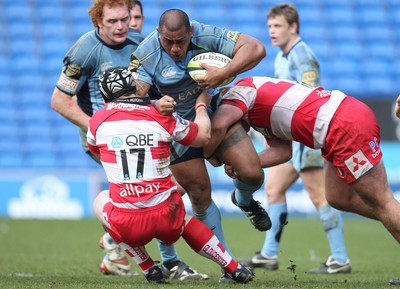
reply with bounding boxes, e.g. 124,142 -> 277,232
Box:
187,52 -> 235,86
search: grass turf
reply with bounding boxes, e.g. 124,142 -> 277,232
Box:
0,216 -> 398,288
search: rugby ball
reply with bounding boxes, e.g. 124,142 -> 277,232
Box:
187,52 -> 235,86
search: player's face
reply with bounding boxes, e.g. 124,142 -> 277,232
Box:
158,26 -> 193,61
130,4 -> 144,32
98,4 -> 130,46
268,15 -> 296,53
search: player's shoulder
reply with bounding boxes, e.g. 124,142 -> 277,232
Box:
289,40 -> 318,65
73,30 -> 99,48
133,30 -> 162,61
127,28 -> 144,45
67,30 -> 103,62
290,41 -> 317,60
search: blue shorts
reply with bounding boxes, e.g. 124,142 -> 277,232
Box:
291,142 -> 324,172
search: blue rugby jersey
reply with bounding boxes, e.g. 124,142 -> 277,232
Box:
56,29 -> 143,117
274,39 -> 320,87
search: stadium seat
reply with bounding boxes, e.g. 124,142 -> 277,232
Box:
1,0 -> 399,169
0,152 -> 24,168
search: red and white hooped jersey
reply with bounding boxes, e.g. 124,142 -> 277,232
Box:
222,76 -> 347,149
87,102 -> 198,208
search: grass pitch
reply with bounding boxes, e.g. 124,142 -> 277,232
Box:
0,216 -> 399,289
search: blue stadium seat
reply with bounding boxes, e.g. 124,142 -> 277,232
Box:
358,7 -> 388,25
0,152 -> 24,168
25,152 -> 57,168
334,41 -> 363,61
324,6 -> 356,25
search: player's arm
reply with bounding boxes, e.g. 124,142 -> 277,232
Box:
197,34 -> 266,88
258,138 -> 293,168
190,91 -> 212,147
134,78 -> 176,116
395,95 -> 400,119
51,88 -> 91,131
203,103 -> 244,161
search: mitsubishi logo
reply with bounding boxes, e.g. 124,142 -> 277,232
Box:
352,157 -> 367,172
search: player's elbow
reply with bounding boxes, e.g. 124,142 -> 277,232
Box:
192,129 -> 210,147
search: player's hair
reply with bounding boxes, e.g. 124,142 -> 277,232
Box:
267,3 -> 300,34
99,67 -> 137,102
88,0 -> 133,28
132,0 -> 143,15
158,9 -> 191,33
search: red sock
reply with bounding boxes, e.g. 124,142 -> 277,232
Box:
182,217 -> 239,273
122,244 -> 154,272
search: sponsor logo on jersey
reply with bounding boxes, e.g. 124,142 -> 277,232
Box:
368,137 -> 381,159
58,74 -> 79,92
106,102 -> 150,111
226,31 -> 239,42
128,58 -> 141,72
344,150 -> 373,180
301,71 -> 316,86
108,133 -> 158,149
119,183 -> 160,197
316,89 -> 332,98
176,86 -> 202,101
126,133 -> 156,147
111,136 -> 124,148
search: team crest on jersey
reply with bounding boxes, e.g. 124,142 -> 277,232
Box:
161,66 -> 177,78
344,150 -> 373,180
226,31 -> 239,42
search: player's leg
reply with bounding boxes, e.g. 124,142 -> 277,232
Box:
93,190 -> 138,276
216,122 -> 271,231
350,162 -> 400,242
171,150 -> 234,282
171,154 -> 231,253
121,245 -> 165,283
298,148 -> 350,274
182,215 -> 253,284
238,161 -> 297,269
324,162 -> 377,219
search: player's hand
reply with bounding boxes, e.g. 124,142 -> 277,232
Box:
224,164 -> 238,179
155,95 -> 176,116
395,95 -> 400,119
195,64 -> 228,88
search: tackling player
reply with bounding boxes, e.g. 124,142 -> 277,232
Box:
88,67 -> 254,284
51,0 -> 205,280
239,3 -> 351,274
203,77 -> 400,269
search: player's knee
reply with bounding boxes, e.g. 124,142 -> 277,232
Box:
237,168 -> 264,189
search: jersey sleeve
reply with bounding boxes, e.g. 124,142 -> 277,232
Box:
191,21 -> 239,58
171,113 -> 198,146
55,31 -> 96,96
221,79 -> 256,114
291,44 -> 320,87
86,113 -> 100,155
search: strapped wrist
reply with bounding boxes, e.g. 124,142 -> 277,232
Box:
195,103 -> 207,111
